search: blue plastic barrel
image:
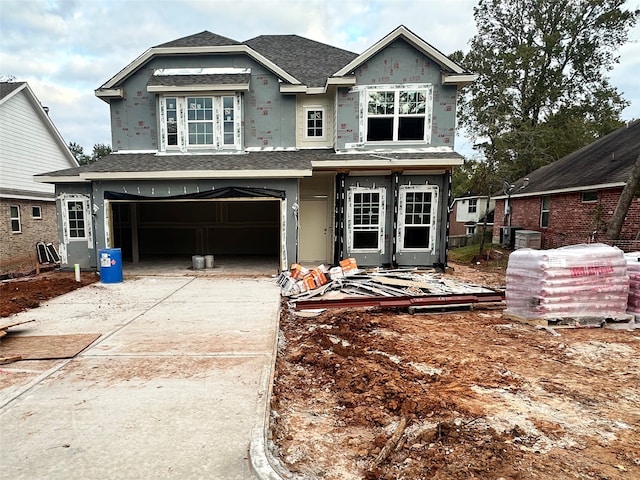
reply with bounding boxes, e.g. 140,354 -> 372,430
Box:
98,248 -> 123,283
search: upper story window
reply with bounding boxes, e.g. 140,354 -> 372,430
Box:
305,108 -> 325,139
364,85 -> 433,143
467,199 -> 478,214
160,94 -> 241,152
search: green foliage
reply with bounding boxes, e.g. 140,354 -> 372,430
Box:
458,0 -> 638,183
68,142 -> 111,166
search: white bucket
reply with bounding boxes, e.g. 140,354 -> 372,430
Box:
204,255 -> 215,268
192,255 -> 205,270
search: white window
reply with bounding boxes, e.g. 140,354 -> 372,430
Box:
541,196 -> 550,228
160,95 -> 241,152
347,187 -> 386,253
365,85 -> 433,143
61,196 -> 92,243
10,205 -> 20,233
32,205 -> 42,219
466,225 -> 476,236
396,185 -> 438,252
468,199 -> 477,214
304,108 -> 325,139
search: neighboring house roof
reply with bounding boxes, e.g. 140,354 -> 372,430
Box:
245,35 -> 357,88
495,120 -> 640,199
96,25 -> 471,99
0,81 -> 24,100
36,149 -> 464,183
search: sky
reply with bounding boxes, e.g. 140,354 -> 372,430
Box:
1,0 -> 639,158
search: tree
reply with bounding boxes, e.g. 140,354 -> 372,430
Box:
459,0 -> 638,182
68,142 -> 111,165
606,153 -> 640,240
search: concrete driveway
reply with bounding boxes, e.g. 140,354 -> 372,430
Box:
0,275 -> 280,480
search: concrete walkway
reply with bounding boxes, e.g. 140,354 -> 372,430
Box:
0,276 -> 280,480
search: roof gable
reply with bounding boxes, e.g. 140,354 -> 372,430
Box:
333,25 -> 475,86
501,120 -> 640,198
0,81 -> 26,103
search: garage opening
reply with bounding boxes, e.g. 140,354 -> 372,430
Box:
106,188 -> 284,268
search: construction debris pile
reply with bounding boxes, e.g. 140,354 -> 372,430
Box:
627,252 -> 640,314
277,258 -> 504,310
505,243 -> 632,324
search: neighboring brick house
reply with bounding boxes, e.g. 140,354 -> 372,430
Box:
0,82 -> 78,270
492,120 -> 640,251
449,194 -> 495,237
37,26 -> 475,270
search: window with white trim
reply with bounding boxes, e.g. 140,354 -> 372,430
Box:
160,95 -> 241,151
540,196 -> 550,228
32,205 -> 42,219
397,185 -> 438,251
365,86 -> 432,142
467,199 -> 477,214
304,108 -> 325,139
10,205 -> 21,233
348,187 -> 386,252
67,201 -> 87,239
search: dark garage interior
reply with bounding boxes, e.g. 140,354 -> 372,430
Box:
110,199 -> 281,262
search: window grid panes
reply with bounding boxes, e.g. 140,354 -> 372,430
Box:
468,199 -> 477,213
403,191 -> 432,249
306,110 -> 324,137
187,97 -> 214,145
366,89 -> 429,142
353,192 -> 381,249
67,201 -> 86,238
165,98 -> 178,146
10,205 -> 20,233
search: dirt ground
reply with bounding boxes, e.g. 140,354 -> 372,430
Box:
0,270 -> 99,318
271,262 -> 640,479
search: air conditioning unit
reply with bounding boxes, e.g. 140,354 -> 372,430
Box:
500,226 -> 522,249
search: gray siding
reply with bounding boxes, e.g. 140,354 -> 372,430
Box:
110,54 -> 298,151
335,38 -> 458,150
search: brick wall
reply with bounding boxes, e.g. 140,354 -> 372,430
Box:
492,188 -> 640,251
0,199 -> 58,269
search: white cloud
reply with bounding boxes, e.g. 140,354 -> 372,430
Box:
1,0 -> 637,152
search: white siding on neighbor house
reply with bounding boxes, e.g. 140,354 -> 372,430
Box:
0,88 -> 72,196
455,197 -> 495,223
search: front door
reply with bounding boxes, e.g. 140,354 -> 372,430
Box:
299,199 -> 329,264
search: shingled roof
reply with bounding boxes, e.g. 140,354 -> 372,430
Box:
154,31 -> 241,48
244,35 -> 357,88
0,81 -> 25,100
504,120 -> 640,197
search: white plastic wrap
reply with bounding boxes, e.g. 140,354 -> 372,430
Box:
505,244 -> 629,320
625,252 -> 640,314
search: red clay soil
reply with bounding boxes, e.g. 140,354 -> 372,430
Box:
0,271 -> 99,318
270,262 -> 640,479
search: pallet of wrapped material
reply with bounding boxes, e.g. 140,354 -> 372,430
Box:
626,253 -> 640,314
505,244 -> 629,320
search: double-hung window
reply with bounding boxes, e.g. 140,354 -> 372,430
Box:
468,199 -> 477,214
10,205 -> 20,233
61,196 -> 92,243
348,187 -> 386,252
540,196 -> 550,228
397,185 -> 438,252
161,95 -> 240,151
365,85 -> 432,143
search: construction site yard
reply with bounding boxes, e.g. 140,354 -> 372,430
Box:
271,262 -> 640,479
1,261 -> 638,479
